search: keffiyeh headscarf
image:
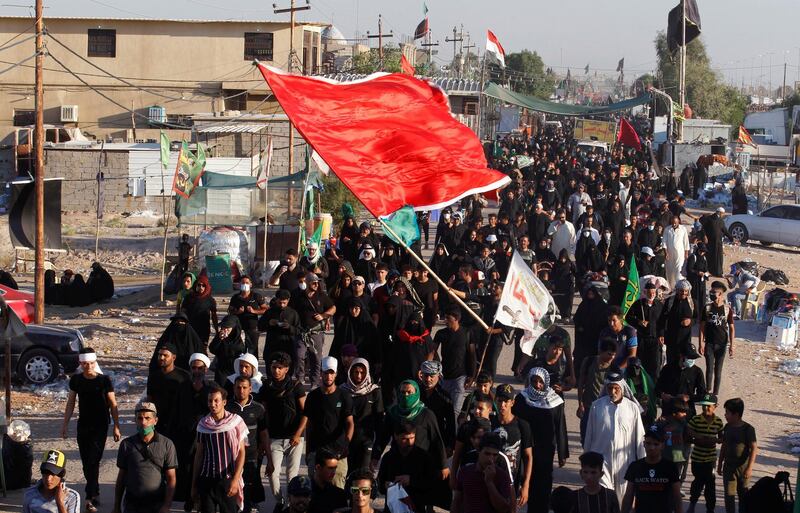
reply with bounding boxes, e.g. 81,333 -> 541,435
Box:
520,367 -> 564,409
600,371 -> 644,413
341,358 -> 379,397
227,353 -> 264,393
388,380 -> 426,421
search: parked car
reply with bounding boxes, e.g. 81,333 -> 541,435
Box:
0,285 -> 34,324
0,324 -> 85,384
725,204 -> 800,247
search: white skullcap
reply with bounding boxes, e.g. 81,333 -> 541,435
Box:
189,353 -> 211,368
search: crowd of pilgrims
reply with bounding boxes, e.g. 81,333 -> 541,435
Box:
62,121 -> 762,513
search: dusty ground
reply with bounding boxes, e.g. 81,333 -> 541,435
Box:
0,210 -> 797,512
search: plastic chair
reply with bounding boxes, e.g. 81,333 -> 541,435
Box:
743,281 -> 766,321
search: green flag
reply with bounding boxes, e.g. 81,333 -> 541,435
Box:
621,257 -> 640,316
159,130 -> 169,170
301,222 -> 324,256
382,206 -> 420,247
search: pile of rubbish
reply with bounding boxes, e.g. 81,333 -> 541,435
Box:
778,359 -> 800,376
685,182 -> 757,212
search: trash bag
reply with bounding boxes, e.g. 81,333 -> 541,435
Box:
766,288 -> 791,312
761,269 -> 789,286
2,434 -> 33,490
163,265 -> 181,295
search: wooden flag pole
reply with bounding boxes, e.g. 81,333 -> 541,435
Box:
378,218 -> 490,331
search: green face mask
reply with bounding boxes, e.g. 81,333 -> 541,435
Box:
137,425 -> 155,437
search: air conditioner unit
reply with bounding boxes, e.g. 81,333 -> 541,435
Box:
60,105 -> 79,122
148,106 -> 167,124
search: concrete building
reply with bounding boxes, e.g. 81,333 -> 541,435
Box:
0,16 -> 325,181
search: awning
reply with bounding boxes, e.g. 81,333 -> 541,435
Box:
483,82 -> 652,117
197,123 -> 271,134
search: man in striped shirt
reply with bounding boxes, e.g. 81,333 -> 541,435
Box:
686,393 -> 723,513
191,385 -> 249,513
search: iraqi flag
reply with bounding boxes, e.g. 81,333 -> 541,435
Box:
413,18 -> 428,40
616,118 -> 642,151
256,64 -> 510,217
486,30 -> 506,68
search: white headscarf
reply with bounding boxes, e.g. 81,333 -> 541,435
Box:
227,353 -> 263,393
341,358 -> 380,397
599,370 -> 644,413
520,367 -> 564,409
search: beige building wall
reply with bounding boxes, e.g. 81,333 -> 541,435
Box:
0,16 -> 323,179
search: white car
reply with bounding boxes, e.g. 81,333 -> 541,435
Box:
725,204 -> 800,247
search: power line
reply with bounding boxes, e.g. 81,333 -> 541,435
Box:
0,32 -> 35,54
0,51 -> 38,77
85,0 -> 151,19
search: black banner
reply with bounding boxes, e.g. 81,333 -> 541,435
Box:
667,0 -> 701,53
9,179 -> 63,250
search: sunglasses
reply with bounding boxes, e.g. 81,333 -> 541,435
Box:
350,486 -> 372,496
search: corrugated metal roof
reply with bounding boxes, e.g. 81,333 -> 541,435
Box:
318,73 -> 482,96
197,124 -> 271,134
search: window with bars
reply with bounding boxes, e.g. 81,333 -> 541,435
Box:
88,29 -> 116,57
244,32 -> 273,61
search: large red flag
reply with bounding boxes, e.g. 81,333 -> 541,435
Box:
617,118 -> 642,151
256,64 -> 510,217
400,54 -> 415,76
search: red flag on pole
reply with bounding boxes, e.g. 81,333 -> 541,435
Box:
486,30 -> 506,67
616,118 -> 642,151
400,54 -> 415,75
256,64 -> 510,217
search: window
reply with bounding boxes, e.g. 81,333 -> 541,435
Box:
244,32 -> 273,61
13,109 -> 34,127
762,206 -> 788,219
88,29 -> 116,57
787,207 -> 800,221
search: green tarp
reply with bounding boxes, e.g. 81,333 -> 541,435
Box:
483,82 -> 652,117
201,170 -> 307,189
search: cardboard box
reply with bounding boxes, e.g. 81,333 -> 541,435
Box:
767,325 -> 797,349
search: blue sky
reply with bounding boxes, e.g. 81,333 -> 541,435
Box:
5,0 -> 799,88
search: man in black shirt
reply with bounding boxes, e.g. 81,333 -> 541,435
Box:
309,451 -> 348,513
227,376 -> 272,512
296,357 -> 354,487
258,352 -> 307,508
412,268 -> 439,330
292,273 -> 336,386
62,348 -> 121,512
272,248 -> 301,293
621,424 -> 682,513
259,289 -> 301,366
433,308 -> 476,417
655,344 -> 706,418
698,281 -> 735,395
146,343 -> 195,505
417,360 -> 456,455
492,384 -> 533,508
377,421 -> 435,511
625,282 -> 665,381
229,275 -> 268,355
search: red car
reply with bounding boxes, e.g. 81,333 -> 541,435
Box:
0,285 -> 34,324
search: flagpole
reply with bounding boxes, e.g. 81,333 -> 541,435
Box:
678,0 -> 686,142
296,163 -> 311,254
477,52 -> 486,141
94,140 -> 105,258
473,319 -> 497,382
378,218 -> 490,331
262,137 -> 272,288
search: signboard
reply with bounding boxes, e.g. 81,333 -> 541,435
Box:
574,118 -> 617,144
9,178 -> 64,250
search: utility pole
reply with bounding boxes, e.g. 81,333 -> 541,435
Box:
273,0 -> 310,220
445,26 -> 463,77
463,37 -> 476,79
34,0 -> 44,324
366,14 -> 393,70
782,61 -> 787,100
421,28 -> 439,69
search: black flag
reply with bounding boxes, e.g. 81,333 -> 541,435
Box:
413,18 -> 429,40
584,64 -> 589,74
667,0 -> 701,52
616,58 -> 624,72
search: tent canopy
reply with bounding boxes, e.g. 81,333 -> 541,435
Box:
483,82 -> 652,117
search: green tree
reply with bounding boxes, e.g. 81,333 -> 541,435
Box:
505,50 -> 555,99
655,32 -> 747,129
320,174 -> 366,227
350,46 -> 403,74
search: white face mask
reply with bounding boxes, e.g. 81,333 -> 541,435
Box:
582,231 -> 591,238
298,282 -> 307,291
240,283 -> 251,293
604,233 -> 612,241
648,225 -> 655,231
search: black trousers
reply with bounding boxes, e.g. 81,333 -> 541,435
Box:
77,422 -> 108,500
243,329 -> 260,356
197,476 -> 239,513
242,459 -> 265,508
638,336 -> 663,382
347,435 -> 373,471
690,461 -> 716,512
704,343 -> 727,395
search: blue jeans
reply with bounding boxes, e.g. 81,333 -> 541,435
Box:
441,376 -> 467,417
728,291 -> 746,317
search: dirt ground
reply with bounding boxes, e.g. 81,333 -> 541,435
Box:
0,210 -> 798,512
